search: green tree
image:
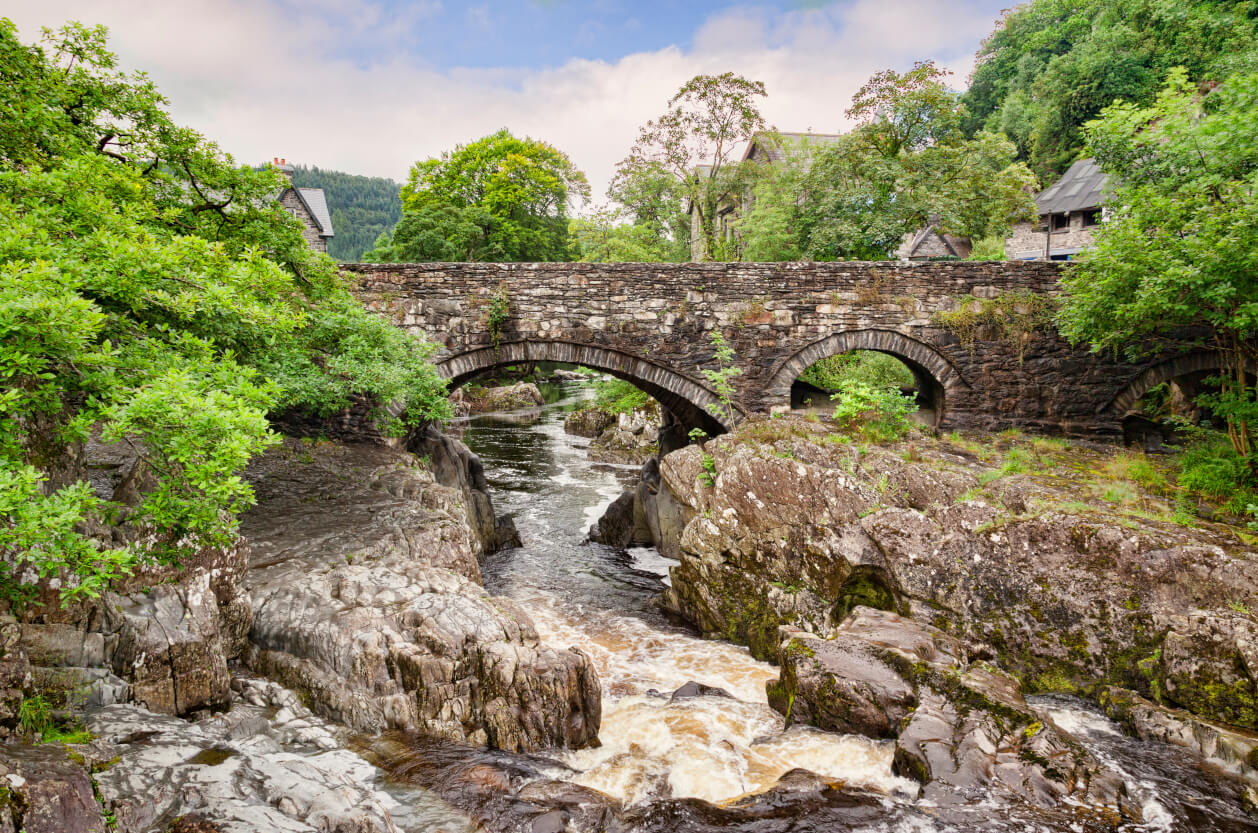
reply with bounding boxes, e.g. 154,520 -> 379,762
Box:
606,159 -> 691,262
569,205 -> 674,263
0,20 -> 449,604
613,73 -> 768,261
364,203 -> 493,262
389,128 -> 589,262
1060,69 -> 1258,460
741,64 -> 1036,261
962,0 -> 1258,178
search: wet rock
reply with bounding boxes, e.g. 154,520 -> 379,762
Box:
466,383 -> 546,414
589,409 -> 660,466
564,407 -> 614,438
1101,686 -> 1258,784
82,678 -> 429,833
0,743 -> 105,833
589,491 -> 650,549
668,681 -> 732,701
409,425 -> 516,555
650,416 -> 1258,734
770,608 -> 1130,818
241,440 -> 601,752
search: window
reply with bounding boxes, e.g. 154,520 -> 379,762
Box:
1050,213 -> 1071,232
1082,209 -> 1101,227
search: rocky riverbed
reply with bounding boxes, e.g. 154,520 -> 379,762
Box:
5,389 -> 1258,832
594,413 -> 1258,827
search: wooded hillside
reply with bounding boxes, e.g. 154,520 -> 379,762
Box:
289,165 -> 401,262
961,0 -> 1258,178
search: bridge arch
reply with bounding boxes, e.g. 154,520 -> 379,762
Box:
765,329 -> 968,428
438,340 -> 734,436
1103,351 -> 1252,416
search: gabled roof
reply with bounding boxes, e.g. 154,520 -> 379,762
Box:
741,131 -> 846,163
293,187 -> 334,237
1036,158 -> 1108,215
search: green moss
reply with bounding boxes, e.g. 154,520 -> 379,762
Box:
832,569 -> 898,622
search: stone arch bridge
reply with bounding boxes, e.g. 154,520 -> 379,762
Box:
343,261 -> 1210,439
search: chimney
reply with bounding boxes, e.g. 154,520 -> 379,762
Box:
274,156 -> 294,182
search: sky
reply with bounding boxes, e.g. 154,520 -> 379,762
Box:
6,0 -> 1012,201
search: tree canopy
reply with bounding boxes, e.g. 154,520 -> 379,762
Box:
961,0 -> 1258,178
367,129 -> 589,262
0,19 -> 449,605
740,63 -> 1037,261
613,73 -> 768,261
1060,69 -> 1258,461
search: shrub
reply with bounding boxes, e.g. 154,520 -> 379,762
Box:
830,378 -> 917,441
591,378 -> 652,415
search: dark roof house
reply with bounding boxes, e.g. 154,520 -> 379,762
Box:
1005,158 -> 1110,261
1035,157 -> 1109,216
273,157 -> 334,253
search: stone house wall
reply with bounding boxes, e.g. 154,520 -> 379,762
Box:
280,190 -> 328,253
1006,212 -> 1098,260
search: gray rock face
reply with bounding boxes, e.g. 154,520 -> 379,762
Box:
0,619 -> 31,739
771,608 -> 1130,818
648,417 -> 1258,734
81,677 -> 465,833
241,440 -> 601,752
0,743 -> 104,833
409,425 -> 520,554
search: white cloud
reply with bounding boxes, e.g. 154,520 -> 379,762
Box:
5,0 -> 996,201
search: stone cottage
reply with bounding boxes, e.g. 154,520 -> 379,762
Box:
273,157 -> 334,253
1005,158 -> 1108,261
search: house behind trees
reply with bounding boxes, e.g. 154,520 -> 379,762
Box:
687,132 -> 844,261
273,157 -> 335,253
1005,158 -> 1107,261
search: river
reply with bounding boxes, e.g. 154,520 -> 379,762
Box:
380,379 -> 1258,833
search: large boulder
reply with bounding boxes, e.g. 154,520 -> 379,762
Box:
465,383 -> 546,414
651,417 -> 1258,732
240,440 -> 600,752
770,608 -> 1131,818
589,408 -> 661,466
563,407 -> 614,438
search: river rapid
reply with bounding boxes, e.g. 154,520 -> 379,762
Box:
376,380 -> 1258,833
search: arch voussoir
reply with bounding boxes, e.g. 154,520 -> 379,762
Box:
1103,351 -> 1252,416
438,340 -> 735,435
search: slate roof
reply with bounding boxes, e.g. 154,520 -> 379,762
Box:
1036,158 -> 1108,215
742,131 -> 846,163
294,187 -> 334,237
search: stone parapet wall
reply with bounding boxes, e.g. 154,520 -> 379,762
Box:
343,261 -> 1185,437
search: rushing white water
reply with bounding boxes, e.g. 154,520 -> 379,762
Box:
456,379 -> 1258,832
461,383 -> 919,808
530,593 -> 917,806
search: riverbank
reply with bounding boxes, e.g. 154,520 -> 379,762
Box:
6,383 -> 1258,832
